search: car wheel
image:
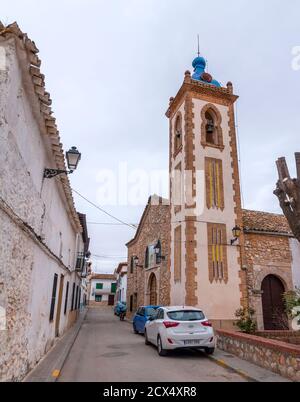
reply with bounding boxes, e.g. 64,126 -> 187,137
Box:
157,336 -> 167,356
133,325 -> 139,334
205,347 -> 215,355
145,330 -> 150,345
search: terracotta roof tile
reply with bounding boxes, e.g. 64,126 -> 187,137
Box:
242,209 -> 292,235
90,274 -> 116,281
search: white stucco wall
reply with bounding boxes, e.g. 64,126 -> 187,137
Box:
119,274 -> 127,303
0,38 -> 84,381
193,99 -> 241,320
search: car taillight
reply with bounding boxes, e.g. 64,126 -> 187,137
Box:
163,321 -> 179,329
201,320 -> 212,327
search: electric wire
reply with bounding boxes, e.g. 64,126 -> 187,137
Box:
72,188 -> 137,230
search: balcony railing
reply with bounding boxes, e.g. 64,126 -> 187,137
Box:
75,252 -> 86,272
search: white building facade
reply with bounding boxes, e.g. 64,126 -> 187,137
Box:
0,23 -> 89,381
115,263 -> 128,303
89,274 -> 117,306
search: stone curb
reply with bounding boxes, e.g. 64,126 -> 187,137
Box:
23,309 -> 88,382
206,354 -> 258,382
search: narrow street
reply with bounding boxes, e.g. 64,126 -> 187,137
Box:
58,307 -> 247,382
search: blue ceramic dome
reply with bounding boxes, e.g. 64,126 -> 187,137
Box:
191,56 -> 221,87
192,56 -> 206,70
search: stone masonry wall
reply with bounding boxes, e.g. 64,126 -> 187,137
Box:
243,232 -> 293,330
217,329 -> 300,381
126,199 -> 170,317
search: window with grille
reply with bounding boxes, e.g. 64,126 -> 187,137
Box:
75,285 -> 79,310
71,283 -> 75,311
49,274 -> 58,322
64,281 -> 69,315
205,158 -> 224,210
207,223 -> 228,283
174,225 -> 182,283
174,113 -> 182,154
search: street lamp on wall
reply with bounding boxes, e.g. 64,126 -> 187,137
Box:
230,226 -> 242,245
133,256 -> 143,268
154,240 -> 166,264
44,146 -> 81,179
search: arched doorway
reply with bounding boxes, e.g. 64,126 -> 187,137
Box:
261,275 -> 288,330
149,274 -> 157,306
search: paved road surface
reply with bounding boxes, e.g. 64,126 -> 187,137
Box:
58,307 -> 246,382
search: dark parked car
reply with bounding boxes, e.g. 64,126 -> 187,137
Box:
133,306 -> 160,334
114,301 -> 127,316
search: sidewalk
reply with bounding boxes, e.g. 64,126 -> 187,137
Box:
24,309 -> 88,382
208,348 -> 291,382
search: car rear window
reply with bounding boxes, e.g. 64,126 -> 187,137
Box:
145,307 -> 158,317
167,310 -> 205,321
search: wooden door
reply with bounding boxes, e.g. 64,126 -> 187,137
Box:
261,275 -> 288,330
108,294 -> 115,306
55,275 -> 64,337
149,274 -> 157,306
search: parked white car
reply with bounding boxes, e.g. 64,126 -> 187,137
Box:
144,306 -> 215,356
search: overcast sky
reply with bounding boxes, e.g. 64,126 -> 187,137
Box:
2,0 -> 300,273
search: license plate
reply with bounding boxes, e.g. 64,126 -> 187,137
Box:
184,340 -> 201,345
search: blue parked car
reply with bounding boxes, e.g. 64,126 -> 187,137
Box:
133,306 -> 160,334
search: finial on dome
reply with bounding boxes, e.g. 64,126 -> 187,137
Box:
191,47 -> 221,87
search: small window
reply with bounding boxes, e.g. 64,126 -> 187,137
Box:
95,295 -> 102,302
49,274 -> 58,322
64,281 -> 69,315
130,295 -> 134,312
133,293 -> 138,311
155,240 -> 162,265
96,283 -> 103,290
71,282 -> 75,311
207,223 -> 228,283
75,285 -> 79,311
174,226 -> 182,282
78,288 -> 81,310
174,114 -> 182,153
145,245 -> 156,269
145,247 -> 149,268
205,158 -> 224,210
111,283 -> 117,294
130,256 -> 134,274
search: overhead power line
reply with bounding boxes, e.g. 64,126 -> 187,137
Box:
72,188 -> 137,230
87,222 -> 125,226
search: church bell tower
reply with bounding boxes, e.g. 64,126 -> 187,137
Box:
166,54 -> 246,328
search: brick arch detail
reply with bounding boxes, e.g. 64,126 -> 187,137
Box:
200,103 -> 224,150
173,111 -> 183,157
251,267 -> 293,330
